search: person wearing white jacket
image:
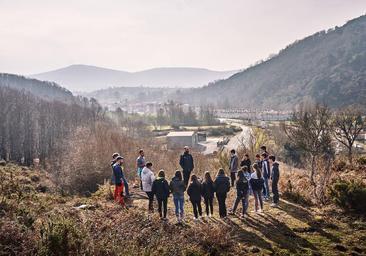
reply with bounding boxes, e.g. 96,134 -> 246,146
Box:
141,162 -> 155,212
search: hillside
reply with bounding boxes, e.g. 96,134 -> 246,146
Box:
31,65 -> 237,92
180,15 -> 366,110
1,163 -> 365,255
0,73 -> 74,103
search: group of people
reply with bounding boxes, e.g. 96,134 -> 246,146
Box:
111,145 -> 280,222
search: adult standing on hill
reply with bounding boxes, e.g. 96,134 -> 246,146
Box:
136,149 -> 146,189
269,155 -> 280,207
214,169 -> 231,218
229,149 -> 239,187
141,162 -> 155,213
112,156 -> 125,206
261,153 -> 270,201
179,146 -> 194,186
170,170 -> 186,223
110,152 -> 120,185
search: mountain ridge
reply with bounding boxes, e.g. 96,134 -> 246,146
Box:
178,15 -> 366,110
31,65 -> 238,92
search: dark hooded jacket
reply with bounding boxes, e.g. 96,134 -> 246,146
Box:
152,177 -> 170,200
179,152 -> 194,172
169,176 -> 186,197
187,181 -> 202,202
201,180 -> 215,199
271,162 -> 280,183
214,174 -> 230,195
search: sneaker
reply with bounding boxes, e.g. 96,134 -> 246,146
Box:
228,211 -> 235,215
240,214 -> 245,218
193,217 -> 198,222
208,214 -> 212,218
258,209 -> 263,213
270,203 -> 278,208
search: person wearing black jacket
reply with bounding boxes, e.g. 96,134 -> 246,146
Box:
187,174 -> 202,220
269,155 -> 280,207
240,154 -> 251,172
179,146 -> 194,186
230,170 -> 249,217
250,163 -> 264,212
201,171 -> 215,217
152,170 -> 170,220
214,169 -> 231,218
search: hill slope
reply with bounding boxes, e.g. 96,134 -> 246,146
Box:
1,163 -> 365,255
31,65 -> 237,92
181,15 -> 366,110
0,73 -> 74,102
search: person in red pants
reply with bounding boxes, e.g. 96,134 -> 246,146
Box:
113,156 -> 125,206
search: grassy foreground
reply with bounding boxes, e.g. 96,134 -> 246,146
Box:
1,164 -> 365,256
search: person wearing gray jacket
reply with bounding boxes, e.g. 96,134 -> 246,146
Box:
229,149 -> 239,187
170,170 -> 186,222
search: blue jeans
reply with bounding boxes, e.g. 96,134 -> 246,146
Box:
263,177 -> 270,199
232,192 -> 249,215
173,195 -> 184,217
121,176 -> 129,196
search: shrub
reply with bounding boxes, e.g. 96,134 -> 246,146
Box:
357,156 -> 366,166
329,180 -> 366,214
282,190 -> 313,207
39,216 -> 88,256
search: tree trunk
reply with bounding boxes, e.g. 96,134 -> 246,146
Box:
348,147 -> 353,166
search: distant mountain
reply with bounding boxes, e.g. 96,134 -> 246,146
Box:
179,15 -> 366,110
31,65 -> 237,92
0,73 -> 74,103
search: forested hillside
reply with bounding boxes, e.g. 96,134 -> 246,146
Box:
0,86 -> 103,165
180,15 -> 366,110
0,73 -> 74,103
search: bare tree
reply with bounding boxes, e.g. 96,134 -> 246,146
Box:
333,107 -> 365,165
285,104 -> 334,199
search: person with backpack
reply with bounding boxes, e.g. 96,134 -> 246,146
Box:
112,156 -> 125,206
187,174 -> 203,221
269,155 -> 280,207
201,171 -> 215,217
141,162 -> 155,213
214,168 -> 230,218
152,170 -> 170,220
229,149 -> 239,187
229,170 -> 249,217
170,170 -> 186,223
179,146 -> 194,186
136,149 -> 146,189
261,153 -> 270,201
240,153 -> 251,172
250,163 -> 264,213
110,152 -> 120,185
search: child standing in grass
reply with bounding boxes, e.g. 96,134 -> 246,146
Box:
230,170 -> 249,217
214,169 -> 231,218
201,171 -> 215,217
187,174 -> 203,221
250,163 -> 264,213
152,170 -> 170,220
170,170 -> 186,223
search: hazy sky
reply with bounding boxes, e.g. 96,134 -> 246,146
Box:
0,0 -> 365,74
